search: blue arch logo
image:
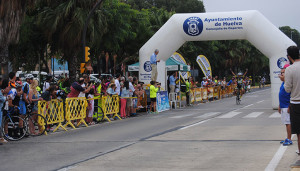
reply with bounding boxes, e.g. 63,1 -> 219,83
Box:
277,57 -> 288,69
183,17 -> 203,36
144,61 -> 152,72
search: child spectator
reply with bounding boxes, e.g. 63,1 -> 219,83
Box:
86,88 -> 95,125
278,64 -> 292,146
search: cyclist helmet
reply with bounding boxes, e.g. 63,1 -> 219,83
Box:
25,74 -> 34,79
237,72 -> 243,76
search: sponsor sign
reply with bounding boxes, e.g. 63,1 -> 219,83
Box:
156,91 -> 170,112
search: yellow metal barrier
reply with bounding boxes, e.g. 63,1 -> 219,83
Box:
101,95 -> 121,122
38,99 -> 66,133
64,97 -> 88,129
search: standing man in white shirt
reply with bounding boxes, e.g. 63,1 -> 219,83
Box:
114,73 -> 121,95
150,49 -> 160,81
284,45 -> 300,154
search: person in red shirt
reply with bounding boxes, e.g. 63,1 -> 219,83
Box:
67,78 -> 92,98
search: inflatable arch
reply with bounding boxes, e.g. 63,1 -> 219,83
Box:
139,10 -> 296,109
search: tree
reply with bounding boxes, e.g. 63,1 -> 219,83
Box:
37,0 -> 107,82
0,0 -> 35,77
279,26 -> 300,48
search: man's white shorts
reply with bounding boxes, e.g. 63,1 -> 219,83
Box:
281,108 -> 290,125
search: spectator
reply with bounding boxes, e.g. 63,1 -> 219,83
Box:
128,76 -> 136,116
0,78 -> 10,144
201,77 -> 207,87
43,75 -> 52,92
101,76 -> 108,96
106,83 -> 117,95
41,85 -> 57,101
78,74 -> 90,97
169,72 -> 177,93
114,73 -> 121,95
86,88 -> 95,125
186,77 -> 191,106
8,72 -> 16,88
28,80 -> 43,135
67,78 -> 92,98
278,64 -> 292,146
150,81 -> 160,113
150,49 -> 160,81
19,74 -> 34,131
284,45 -> 300,154
120,81 -> 130,118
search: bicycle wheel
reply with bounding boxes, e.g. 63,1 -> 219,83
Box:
2,116 -> 28,141
93,106 -> 104,123
25,113 -> 47,136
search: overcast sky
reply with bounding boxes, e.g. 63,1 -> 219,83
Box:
202,0 -> 300,32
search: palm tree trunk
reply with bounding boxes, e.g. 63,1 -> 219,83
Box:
67,55 -> 78,83
0,44 -> 9,78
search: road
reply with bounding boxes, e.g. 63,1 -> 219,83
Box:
0,87 -> 299,171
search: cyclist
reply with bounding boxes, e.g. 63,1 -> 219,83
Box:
230,68 -> 248,97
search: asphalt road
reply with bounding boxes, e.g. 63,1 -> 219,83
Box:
1,87 -> 299,171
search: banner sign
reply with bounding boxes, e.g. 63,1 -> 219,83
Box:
190,89 -> 195,103
156,91 -> 170,112
208,87 -> 214,98
196,55 -> 212,78
195,88 -> 202,102
202,88 -> 208,100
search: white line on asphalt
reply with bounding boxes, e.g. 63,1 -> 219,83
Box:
265,135 -> 295,171
194,112 -> 221,118
243,112 -> 264,118
243,104 -> 254,108
217,111 -> 242,118
170,114 -> 194,119
179,119 -> 211,130
257,100 -> 265,103
269,112 -> 281,118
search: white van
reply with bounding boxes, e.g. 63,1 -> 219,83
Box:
16,71 -> 48,82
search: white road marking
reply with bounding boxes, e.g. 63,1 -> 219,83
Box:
243,112 -> 264,118
257,100 -> 265,104
217,112 -> 242,118
269,112 -> 281,118
265,135 -> 295,171
194,112 -> 221,118
243,104 -> 253,108
170,114 -> 194,119
180,119 -> 211,130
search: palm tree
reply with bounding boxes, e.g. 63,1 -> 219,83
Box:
0,0 -> 35,77
37,0 -> 107,82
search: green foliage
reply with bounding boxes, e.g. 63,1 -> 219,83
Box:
279,26 -> 300,47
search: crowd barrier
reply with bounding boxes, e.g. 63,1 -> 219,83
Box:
101,95 -> 121,122
38,99 -> 66,134
37,85 -> 237,133
178,85 -> 236,106
64,97 -> 88,129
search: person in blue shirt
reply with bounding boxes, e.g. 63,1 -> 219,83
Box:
278,64 -> 292,146
169,72 -> 177,93
0,78 -> 11,145
150,49 -> 160,81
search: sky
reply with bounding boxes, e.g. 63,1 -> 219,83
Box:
202,0 -> 300,32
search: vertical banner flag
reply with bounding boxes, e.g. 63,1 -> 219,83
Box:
172,52 -> 191,79
196,55 -> 212,78
156,91 -> 170,112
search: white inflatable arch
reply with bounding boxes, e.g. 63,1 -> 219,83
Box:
139,10 -> 296,108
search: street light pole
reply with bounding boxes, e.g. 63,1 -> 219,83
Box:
82,0 -> 105,63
